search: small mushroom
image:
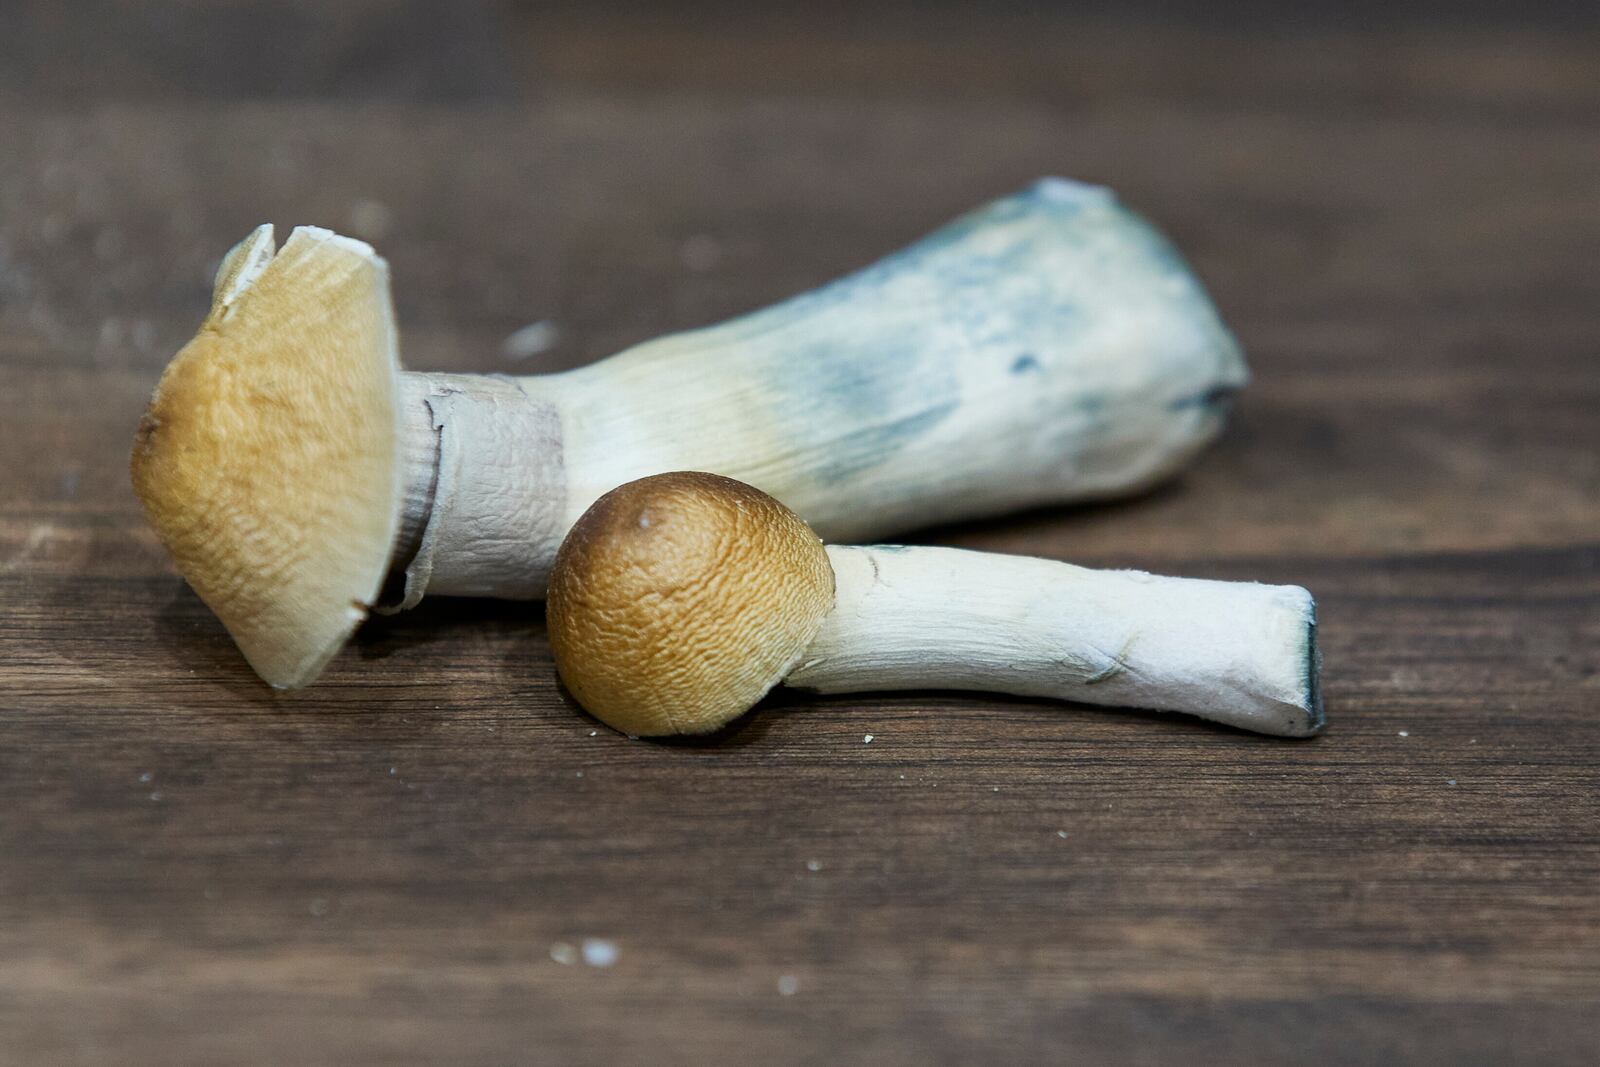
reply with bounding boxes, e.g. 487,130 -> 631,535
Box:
134,179 -> 1248,688
548,473 -> 1324,738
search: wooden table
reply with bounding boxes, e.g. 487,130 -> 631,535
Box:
3,4 -> 1597,1063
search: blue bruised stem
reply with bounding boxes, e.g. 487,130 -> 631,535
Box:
399,178 -> 1252,601
1302,607 -> 1327,734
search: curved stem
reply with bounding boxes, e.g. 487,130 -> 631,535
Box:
785,545 -> 1323,737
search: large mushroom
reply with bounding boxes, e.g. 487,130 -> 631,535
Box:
132,180 -> 1250,688
548,473 -> 1323,738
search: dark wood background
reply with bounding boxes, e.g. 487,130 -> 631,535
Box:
2,2 -> 1597,1063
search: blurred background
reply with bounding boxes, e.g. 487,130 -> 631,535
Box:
4,0 -> 1596,560
2,3 -> 1597,1065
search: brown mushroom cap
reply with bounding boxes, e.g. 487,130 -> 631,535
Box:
547,472 -> 837,736
130,225 -> 402,688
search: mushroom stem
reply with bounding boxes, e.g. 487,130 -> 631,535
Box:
389,178 -> 1247,606
785,546 -> 1323,737
389,372 -> 564,606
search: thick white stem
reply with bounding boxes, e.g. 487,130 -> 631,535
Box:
389,372 -> 564,606
785,546 -> 1323,737
391,179 -> 1249,604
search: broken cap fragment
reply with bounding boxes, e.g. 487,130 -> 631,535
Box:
130,225 -> 403,688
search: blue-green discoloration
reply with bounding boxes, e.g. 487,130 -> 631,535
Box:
1168,384 -> 1240,412
808,401 -> 959,485
1302,602 -> 1326,734
733,182 -> 1132,481
619,177 -> 1246,506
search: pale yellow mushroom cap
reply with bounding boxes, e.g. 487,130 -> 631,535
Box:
130,225 -> 402,688
547,472 -> 837,736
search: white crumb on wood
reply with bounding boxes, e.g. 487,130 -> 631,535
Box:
581,939 -> 618,967
501,320 -> 561,361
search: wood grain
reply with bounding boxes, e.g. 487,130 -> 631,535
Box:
1,4 -> 1597,1064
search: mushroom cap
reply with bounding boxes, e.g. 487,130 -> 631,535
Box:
130,225 -> 402,688
547,472 -> 837,736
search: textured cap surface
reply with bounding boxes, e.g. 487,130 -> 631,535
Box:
547,472 -> 836,735
130,225 -> 402,688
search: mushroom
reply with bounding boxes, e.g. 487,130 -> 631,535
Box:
548,473 -> 1323,738
132,179 -> 1249,688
